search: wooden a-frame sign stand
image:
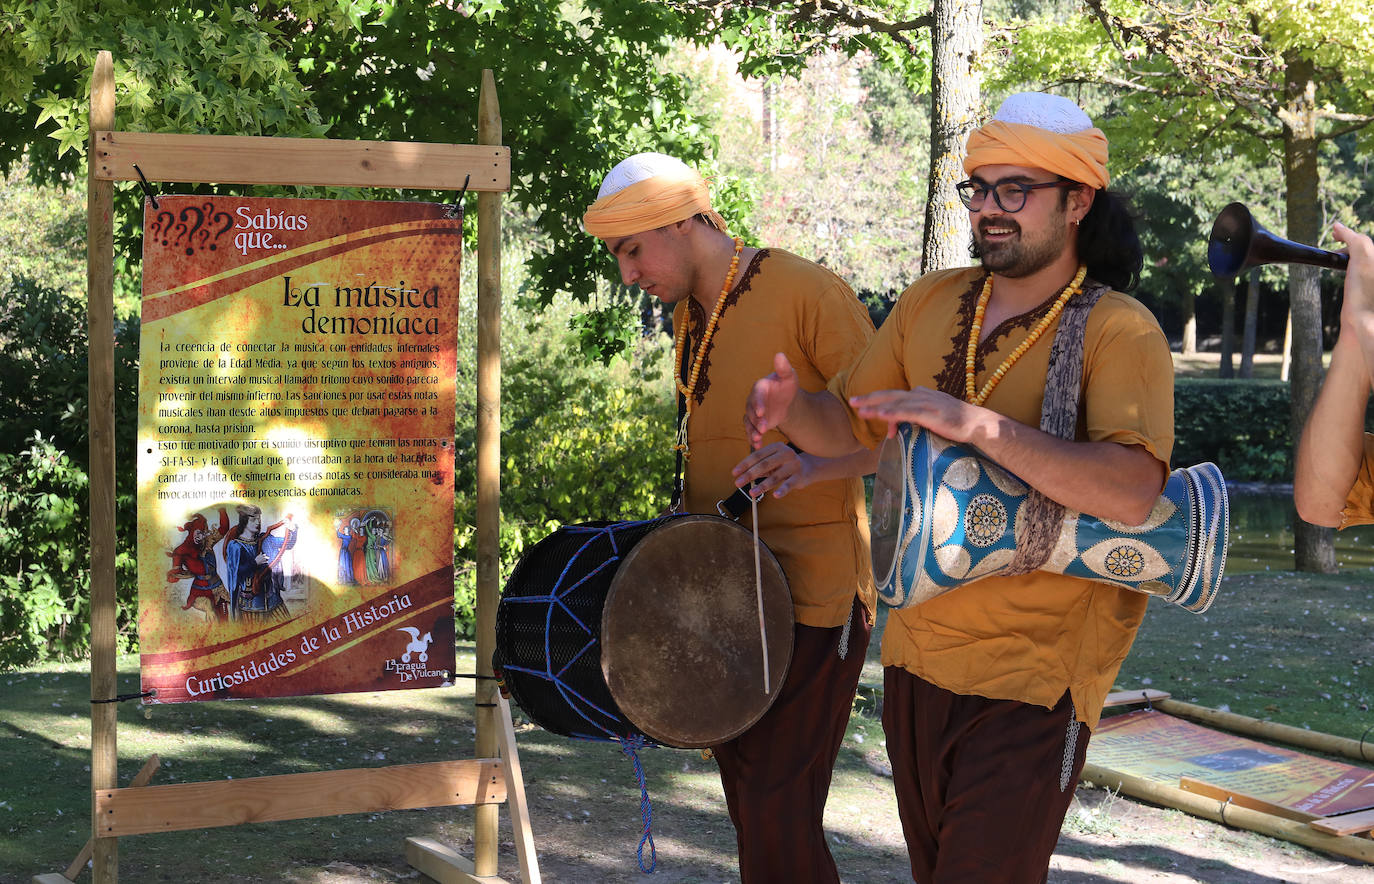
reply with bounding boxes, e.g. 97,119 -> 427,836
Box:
43,51 -> 538,884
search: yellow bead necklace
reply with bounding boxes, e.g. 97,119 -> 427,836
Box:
674,236 -> 745,459
965,264 -> 1087,406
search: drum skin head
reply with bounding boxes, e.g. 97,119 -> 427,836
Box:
601,514 -> 793,748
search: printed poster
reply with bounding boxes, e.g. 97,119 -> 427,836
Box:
1090,709 -> 1374,817
137,196 -> 461,702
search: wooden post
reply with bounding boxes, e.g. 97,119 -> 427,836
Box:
87,49 -> 119,884
65,755 -> 160,881
473,67 -> 504,878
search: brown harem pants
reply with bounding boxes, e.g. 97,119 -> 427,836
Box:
881,667 -> 1089,884
711,595 -> 872,884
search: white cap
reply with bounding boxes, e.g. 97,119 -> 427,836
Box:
597,152 -> 698,198
993,92 -> 1094,134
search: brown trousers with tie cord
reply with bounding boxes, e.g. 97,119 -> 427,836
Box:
882,668 -> 1089,884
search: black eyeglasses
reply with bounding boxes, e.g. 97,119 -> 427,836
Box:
955,178 -> 1077,213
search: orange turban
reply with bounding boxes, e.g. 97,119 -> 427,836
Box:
963,93 -> 1110,190
583,153 -> 728,238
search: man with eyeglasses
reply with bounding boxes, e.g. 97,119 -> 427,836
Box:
736,92 -> 1174,882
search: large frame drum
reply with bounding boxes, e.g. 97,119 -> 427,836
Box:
493,514 -> 793,748
871,424 -> 1228,612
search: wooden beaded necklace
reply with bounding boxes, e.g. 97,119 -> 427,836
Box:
674,236 -> 745,459
965,263 -> 1087,406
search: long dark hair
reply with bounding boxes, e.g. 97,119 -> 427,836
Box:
1078,189 -> 1143,293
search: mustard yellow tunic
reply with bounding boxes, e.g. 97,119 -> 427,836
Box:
677,248 -> 876,628
840,267 -> 1174,728
1342,433 -> 1374,528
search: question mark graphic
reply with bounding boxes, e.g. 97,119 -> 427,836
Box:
179,206 -> 204,255
157,211 -> 174,245
211,211 -> 234,251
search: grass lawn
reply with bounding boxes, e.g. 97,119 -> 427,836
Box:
3,565 -> 1372,883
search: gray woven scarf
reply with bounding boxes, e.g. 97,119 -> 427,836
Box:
1003,279 -> 1108,576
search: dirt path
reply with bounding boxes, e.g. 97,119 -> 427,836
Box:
277,721 -> 1374,884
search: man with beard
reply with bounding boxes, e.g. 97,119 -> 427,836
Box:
738,93 -> 1174,882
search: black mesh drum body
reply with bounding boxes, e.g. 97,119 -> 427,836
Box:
493,514 -> 793,748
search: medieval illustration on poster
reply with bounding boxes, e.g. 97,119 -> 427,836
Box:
136,196 -> 461,702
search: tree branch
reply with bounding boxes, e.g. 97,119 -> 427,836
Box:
668,0 -> 933,54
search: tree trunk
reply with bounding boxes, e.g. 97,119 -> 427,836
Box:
1181,290 -> 1197,355
1281,310 -> 1293,381
1219,278 -> 1236,378
1240,267 -> 1259,378
1283,55 -> 1335,573
762,80 -> 776,174
921,0 -> 982,273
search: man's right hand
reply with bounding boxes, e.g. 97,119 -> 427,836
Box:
1335,221 -> 1374,327
745,352 -> 799,448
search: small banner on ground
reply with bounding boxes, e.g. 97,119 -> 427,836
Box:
1091,709 -> 1374,817
137,196 -> 461,702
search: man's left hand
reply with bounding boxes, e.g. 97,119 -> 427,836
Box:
849,387 -> 988,444
731,442 -> 814,499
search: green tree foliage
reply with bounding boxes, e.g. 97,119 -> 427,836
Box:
676,48 -> 930,297
0,163 -> 86,297
0,278 -> 139,668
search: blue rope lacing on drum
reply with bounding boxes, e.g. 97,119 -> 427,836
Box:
620,734 -> 657,873
498,520 -> 663,741
498,520 -> 664,873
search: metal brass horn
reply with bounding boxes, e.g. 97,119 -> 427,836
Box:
1207,202 -> 1349,277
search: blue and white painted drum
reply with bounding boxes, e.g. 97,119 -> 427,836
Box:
870,424 -> 1228,613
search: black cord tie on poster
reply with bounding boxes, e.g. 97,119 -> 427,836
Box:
92,688 -> 156,704
444,174 -> 471,219
1360,723 -> 1374,762
1141,690 -> 1154,712
133,164 -> 159,209
1219,795 -> 1234,826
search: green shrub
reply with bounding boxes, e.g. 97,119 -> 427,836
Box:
1174,378 -> 1374,483
0,279 -> 139,669
1173,379 -> 1293,482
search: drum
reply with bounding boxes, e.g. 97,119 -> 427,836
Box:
493,514 -> 794,748
871,424 -> 1228,613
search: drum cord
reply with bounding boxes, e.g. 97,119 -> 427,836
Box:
619,734 -> 657,873
499,521 -> 671,872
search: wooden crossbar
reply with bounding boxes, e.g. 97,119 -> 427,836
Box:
1178,776 -> 1320,823
95,758 -> 504,837
92,131 -> 510,191
1310,808 -> 1374,837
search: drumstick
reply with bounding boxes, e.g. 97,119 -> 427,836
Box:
750,483 -> 770,695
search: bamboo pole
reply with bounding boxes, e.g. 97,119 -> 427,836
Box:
86,50 -> 119,884
473,67 -> 504,879
1082,763 -> 1374,864
1155,699 -> 1374,764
